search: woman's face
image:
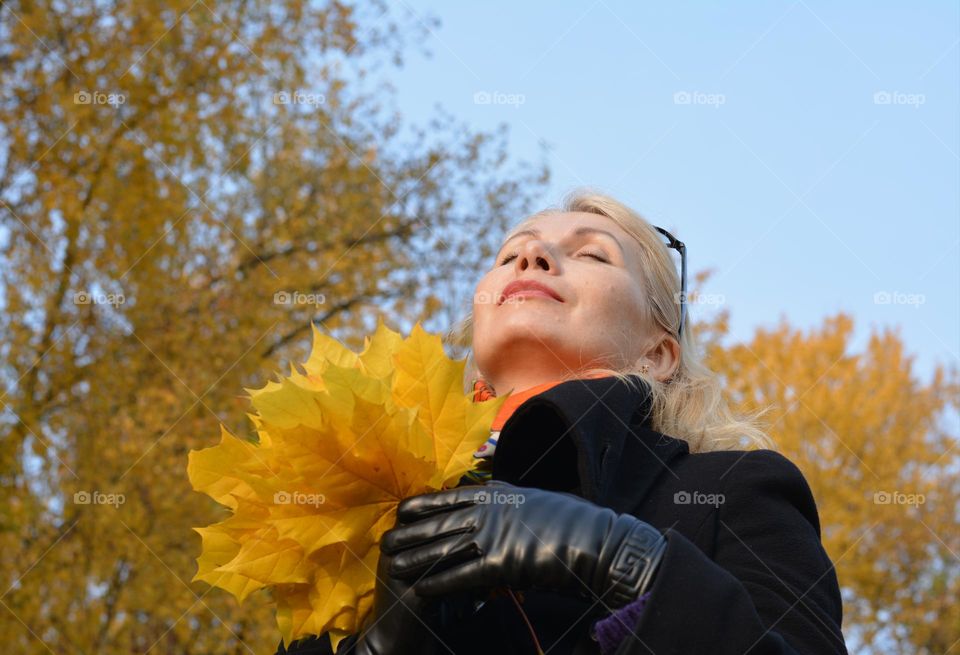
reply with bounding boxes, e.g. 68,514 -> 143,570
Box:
472,211 -> 662,394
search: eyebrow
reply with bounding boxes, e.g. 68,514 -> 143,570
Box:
499,226 -> 625,255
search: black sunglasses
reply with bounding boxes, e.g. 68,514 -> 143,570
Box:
652,225 -> 687,340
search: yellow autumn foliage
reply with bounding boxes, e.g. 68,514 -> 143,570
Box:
186,319 -> 507,648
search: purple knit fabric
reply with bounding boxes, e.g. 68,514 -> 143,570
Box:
591,591 -> 651,654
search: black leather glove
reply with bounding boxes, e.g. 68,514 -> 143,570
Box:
347,522 -> 442,655
381,480 -> 667,609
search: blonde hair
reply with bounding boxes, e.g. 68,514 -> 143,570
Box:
446,189 -> 776,453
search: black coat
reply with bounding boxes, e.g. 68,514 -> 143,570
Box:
277,375 -> 848,654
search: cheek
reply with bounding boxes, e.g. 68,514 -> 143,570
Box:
472,272 -> 500,322
580,279 -> 645,326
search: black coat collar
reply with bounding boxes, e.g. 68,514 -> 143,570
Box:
490,374 -> 689,514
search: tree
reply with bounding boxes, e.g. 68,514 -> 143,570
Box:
0,1 -> 546,652
704,306 -> 959,655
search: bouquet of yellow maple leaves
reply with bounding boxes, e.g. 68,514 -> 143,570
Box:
186,319 -> 506,649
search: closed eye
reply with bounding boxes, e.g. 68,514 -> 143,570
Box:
580,251 -> 609,263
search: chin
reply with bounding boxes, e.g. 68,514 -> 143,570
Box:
499,302 -> 566,322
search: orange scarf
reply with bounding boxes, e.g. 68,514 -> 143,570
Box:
469,372 -> 613,461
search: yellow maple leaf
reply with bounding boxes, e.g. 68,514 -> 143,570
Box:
187,318 -> 507,649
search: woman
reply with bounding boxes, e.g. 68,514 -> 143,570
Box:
277,192 -> 848,654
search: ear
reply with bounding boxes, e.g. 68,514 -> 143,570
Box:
640,334 -> 681,381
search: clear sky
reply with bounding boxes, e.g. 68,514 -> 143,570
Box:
388,0 -> 959,382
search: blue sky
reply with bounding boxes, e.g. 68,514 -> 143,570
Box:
388,0 -> 959,382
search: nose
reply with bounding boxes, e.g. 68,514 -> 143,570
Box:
515,239 -> 555,273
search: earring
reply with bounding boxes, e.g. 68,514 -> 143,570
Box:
640,364 -> 650,375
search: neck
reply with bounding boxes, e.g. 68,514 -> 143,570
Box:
481,343 -> 622,396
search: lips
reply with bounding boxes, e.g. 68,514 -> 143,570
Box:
498,279 -> 564,305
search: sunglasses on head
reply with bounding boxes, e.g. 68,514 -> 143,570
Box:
652,225 -> 687,340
